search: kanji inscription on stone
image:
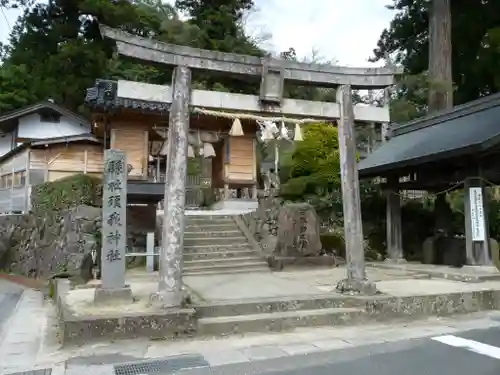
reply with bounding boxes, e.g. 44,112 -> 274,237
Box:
101,149 -> 128,290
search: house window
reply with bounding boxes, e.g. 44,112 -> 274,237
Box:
40,112 -> 61,123
13,171 -> 25,187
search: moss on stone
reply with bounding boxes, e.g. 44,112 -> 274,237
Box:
31,174 -> 102,214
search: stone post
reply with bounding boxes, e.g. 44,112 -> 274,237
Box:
335,85 -> 376,295
152,66 -> 192,307
146,232 -> 155,273
464,177 -> 491,265
94,149 -> 132,303
385,177 -> 405,263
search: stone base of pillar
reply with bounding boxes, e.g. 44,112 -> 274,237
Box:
94,286 -> 132,304
336,278 -> 378,296
150,287 -> 191,309
384,257 -> 407,264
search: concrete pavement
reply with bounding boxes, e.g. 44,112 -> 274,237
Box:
0,279 -> 24,342
0,293 -> 22,341
2,273 -> 500,375
19,310 -> 500,375
0,287 -> 46,375
172,325 -> 500,375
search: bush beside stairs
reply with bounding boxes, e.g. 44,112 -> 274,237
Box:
183,215 -> 269,276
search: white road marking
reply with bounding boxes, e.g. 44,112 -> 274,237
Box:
432,334 -> 500,360
51,362 -> 67,375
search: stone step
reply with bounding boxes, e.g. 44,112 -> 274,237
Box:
183,268 -> 270,277
184,236 -> 248,246
183,244 -> 254,253
184,230 -> 242,238
183,260 -> 268,274
183,250 -> 259,261
197,307 -> 366,336
183,257 -> 263,269
186,216 -> 234,223
195,294 -> 368,318
185,223 -> 237,231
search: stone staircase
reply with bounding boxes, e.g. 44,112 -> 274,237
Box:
195,294 -> 368,336
183,215 -> 269,276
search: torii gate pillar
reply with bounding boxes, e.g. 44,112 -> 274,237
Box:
336,85 -> 377,295
152,66 -> 191,307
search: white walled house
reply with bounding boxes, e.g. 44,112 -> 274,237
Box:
0,102 -> 91,157
0,103 -> 93,213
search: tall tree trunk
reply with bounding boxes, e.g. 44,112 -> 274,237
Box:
428,0 -> 453,112
428,0 -> 454,244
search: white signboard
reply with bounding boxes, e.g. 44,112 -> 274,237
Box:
469,187 -> 486,242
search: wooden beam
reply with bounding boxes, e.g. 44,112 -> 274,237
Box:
84,150 -> 88,174
385,177 -> 404,262
47,153 -> 62,165
25,150 -> 30,213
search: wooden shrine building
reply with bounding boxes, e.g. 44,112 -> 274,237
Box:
358,92 -> 500,267
85,79 -> 262,210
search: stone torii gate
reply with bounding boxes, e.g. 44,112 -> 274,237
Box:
99,25 -> 402,305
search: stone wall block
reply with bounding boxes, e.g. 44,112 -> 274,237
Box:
0,205 -> 102,282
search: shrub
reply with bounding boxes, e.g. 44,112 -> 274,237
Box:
31,173 -> 102,214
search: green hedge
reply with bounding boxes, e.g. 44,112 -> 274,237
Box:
320,232 -> 345,257
31,174 -> 102,213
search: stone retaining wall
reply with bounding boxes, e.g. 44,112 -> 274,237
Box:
0,205 -> 101,281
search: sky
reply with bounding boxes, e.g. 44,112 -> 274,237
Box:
0,0 -> 394,66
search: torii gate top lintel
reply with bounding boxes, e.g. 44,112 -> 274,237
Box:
100,25 -> 403,90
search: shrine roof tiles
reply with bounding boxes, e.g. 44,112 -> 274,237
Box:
358,92 -> 500,178
85,79 -> 169,113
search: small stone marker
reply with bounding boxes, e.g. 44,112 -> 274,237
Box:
94,149 -> 132,303
491,238 -> 500,272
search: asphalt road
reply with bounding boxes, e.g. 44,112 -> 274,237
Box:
0,280 -> 23,342
181,325 -> 500,375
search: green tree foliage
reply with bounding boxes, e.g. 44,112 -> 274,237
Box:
0,0 -> 262,113
0,0 -> 166,113
372,0 -> 500,105
388,72 -> 430,123
175,0 -> 256,53
175,0 -> 263,93
280,123 -> 341,199
0,64 -> 39,112
279,47 -> 337,102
